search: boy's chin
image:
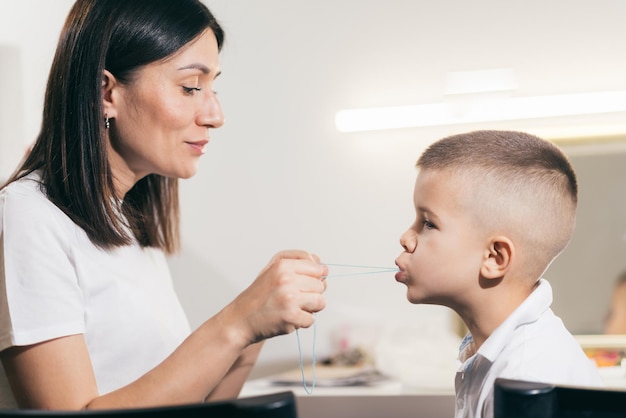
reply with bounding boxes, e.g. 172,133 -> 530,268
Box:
406,291 -> 426,304
407,291 -> 441,306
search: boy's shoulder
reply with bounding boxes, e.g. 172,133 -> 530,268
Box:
494,304 -> 602,386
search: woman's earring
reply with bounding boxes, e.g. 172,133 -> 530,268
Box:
104,113 -> 110,130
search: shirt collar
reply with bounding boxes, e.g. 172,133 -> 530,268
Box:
458,278 -> 553,363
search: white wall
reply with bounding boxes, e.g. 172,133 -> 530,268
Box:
0,0 -> 73,179
2,0 -> 626,376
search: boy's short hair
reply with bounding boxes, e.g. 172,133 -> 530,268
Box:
417,130 -> 578,279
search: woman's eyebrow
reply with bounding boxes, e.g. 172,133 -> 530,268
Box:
177,64 -> 222,79
177,63 -> 211,74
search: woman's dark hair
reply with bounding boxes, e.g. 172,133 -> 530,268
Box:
2,0 -> 224,254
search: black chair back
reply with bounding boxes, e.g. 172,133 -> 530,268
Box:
0,391 -> 297,418
494,378 -> 626,418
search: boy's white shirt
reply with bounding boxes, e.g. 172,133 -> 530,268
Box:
454,279 -> 604,418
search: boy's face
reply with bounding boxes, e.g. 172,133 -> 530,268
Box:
394,169 -> 486,307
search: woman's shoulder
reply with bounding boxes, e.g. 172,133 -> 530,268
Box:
1,172 -> 58,219
1,171 -> 46,200
1,171 -> 77,238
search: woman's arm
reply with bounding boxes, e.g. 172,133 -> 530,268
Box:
1,250 -> 327,410
1,312 -> 251,409
204,342 -> 264,402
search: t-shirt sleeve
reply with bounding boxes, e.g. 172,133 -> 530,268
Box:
0,183 -> 85,351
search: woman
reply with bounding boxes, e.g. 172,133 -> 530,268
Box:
0,0 -> 327,410
605,271 -> 626,335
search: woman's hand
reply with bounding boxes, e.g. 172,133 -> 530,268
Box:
222,250 -> 328,346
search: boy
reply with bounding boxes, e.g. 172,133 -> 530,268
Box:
394,130 -> 603,418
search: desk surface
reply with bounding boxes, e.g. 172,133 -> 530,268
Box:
241,377 -> 456,418
242,376 -> 454,397
241,366 -> 626,418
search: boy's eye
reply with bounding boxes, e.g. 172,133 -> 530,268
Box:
422,219 -> 436,230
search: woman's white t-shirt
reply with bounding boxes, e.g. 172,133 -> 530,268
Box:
0,172 -> 191,408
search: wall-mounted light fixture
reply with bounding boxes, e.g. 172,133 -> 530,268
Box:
335,90 -> 626,133
335,68 -> 626,135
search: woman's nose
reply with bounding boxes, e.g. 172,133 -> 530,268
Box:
399,229 -> 417,253
198,91 -> 224,129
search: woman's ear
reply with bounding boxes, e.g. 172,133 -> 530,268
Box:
481,236 -> 514,280
102,69 -> 118,119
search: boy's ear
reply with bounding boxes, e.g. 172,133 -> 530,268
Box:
481,236 -> 514,280
102,69 -> 119,119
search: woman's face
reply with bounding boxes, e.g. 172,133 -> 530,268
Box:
105,29 -> 223,195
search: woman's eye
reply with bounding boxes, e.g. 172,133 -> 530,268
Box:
182,86 -> 202,95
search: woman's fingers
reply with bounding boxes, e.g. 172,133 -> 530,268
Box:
291,273 -> 327,294
273,249 -> 320,263
232,250 -> 329,343
271,250 -> 327,278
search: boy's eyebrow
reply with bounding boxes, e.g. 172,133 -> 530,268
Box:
417,206 -> 439,220
417,206 -> 432,215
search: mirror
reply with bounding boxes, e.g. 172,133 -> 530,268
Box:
545,137 -> 626,335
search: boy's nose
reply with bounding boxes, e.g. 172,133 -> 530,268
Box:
399,229 -> 417,253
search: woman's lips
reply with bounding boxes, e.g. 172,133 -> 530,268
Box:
186,139 -> 209,154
